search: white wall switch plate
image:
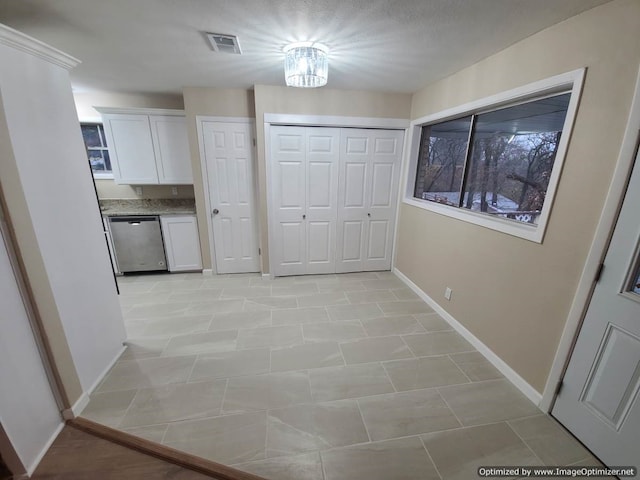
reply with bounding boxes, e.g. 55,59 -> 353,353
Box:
445,287 -> 453,300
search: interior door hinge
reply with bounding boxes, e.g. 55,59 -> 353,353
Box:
253,138 -> 256,147
555,380 -> 564,397
258,248 -> 261,255
594,263 -> 605,283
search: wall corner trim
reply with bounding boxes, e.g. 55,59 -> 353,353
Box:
393,267 -> 544,408
62,393 -> 89,420
0,23 -> 80,70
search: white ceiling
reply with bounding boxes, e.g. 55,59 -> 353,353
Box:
0,0 -> 610,95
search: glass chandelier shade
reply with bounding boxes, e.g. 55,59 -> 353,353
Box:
284,43 -> 328,88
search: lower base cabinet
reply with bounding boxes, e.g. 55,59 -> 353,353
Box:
160,215 -> 203,272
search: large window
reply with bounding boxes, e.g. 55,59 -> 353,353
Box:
405,70 -> 583,242
81,123 -> 112,177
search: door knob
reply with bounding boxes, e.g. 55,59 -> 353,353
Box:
212,208 -> 219,215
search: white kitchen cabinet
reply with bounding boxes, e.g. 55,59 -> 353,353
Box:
98,108 -> 193,185
150,115 -> 193,184
102,114 -> 158,184
160,215 -> 202,272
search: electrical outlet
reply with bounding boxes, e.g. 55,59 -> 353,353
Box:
171,187 -> 178,196
135,186 -> 143,196
444,287 -> 453,301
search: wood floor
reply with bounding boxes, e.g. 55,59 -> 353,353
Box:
31,425 -> 220,479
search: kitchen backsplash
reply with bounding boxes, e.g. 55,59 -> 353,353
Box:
95,179 -> 195,200
99,198 -> 196,215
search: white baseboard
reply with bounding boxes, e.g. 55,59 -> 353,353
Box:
393,268 -> 543,407
26,422 -> 64,476
63,344 -> 126,420
262,273 -> 272,280
202,268 -> 214,276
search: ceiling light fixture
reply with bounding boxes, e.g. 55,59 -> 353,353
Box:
283,42 -> 328,88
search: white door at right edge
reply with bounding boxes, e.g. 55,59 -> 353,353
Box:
552,146 -> 640,467
201,121 -> 260,274
337,128 -> 404,273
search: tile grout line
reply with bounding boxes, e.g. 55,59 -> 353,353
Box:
446,353 -> 474,383
504,420 -> 547,466
433,387 -> 464,430
354,399 -> 373,444
419,435 -> 444,480
379,361 -> 399,393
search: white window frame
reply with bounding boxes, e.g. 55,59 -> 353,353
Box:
402,68 -> 585,243
79,116 -> 114,179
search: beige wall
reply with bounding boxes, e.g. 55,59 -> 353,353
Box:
182,88 -> 256,270
254,85 -> 412,272
397,0 -> 640,393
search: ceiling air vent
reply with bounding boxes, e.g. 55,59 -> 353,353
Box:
206,33 -> 242,54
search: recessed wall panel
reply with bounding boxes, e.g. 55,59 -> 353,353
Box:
374,137 -> 397,154
371,163 -> 394,207
581,324 -> 640,430
308,162 -> 332,208
344,163 -> 366,208
342,221 -> 363,261
281,223 -> 303,264
280,162 -> 302,208
308,221 -> 331,263
367,220 -> 389,260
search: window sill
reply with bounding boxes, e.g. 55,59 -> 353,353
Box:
93,173 -> 114,180
402,197 -> 543,243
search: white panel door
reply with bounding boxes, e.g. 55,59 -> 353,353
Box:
337,129 -> 404,273
149,115 -> 193,184
552,148 -> 640,466
102,114 -> 158,184
270,126 -> 307,276
202,122 -> 259,274
305,127 -> 340,274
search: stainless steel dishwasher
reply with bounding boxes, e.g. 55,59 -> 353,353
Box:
108,216 -> 167,273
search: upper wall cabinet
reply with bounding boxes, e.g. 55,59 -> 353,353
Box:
97,108 -> 193,185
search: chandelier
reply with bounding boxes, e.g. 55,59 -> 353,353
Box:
283,43 -> 328,88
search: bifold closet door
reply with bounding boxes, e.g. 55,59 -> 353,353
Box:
337,129 -> 404,272
270,126 -> 340,276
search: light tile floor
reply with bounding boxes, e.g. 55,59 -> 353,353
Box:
82,271 -> 602,480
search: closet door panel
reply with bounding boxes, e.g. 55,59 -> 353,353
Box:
362,130 -> 404,271
305,128 -> 340,274
270,126 -> 307,276
336,129 -> 370,273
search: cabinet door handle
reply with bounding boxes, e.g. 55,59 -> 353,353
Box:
212,208 -> 219,215
302,214 -> 306,219
367,213 -> 371,217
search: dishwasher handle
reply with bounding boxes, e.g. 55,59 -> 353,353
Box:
109,216 -> 160,224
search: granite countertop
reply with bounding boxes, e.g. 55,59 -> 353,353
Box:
100,199 -> 197,216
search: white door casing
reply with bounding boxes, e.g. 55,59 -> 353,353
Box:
270,126 -> 340,276
201,121 -> 260,274
337,129 -> 404,273
552,146 -> 640,467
